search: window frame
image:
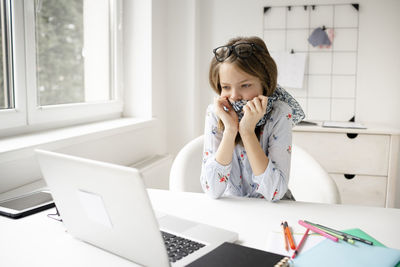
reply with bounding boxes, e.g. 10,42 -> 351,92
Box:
0,0 -> 13,109
0,0 -> 123,131
0,0 -> 27,130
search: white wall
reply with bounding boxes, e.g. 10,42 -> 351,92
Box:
356,0 -> 400,126
165,0 -> 198,156
165,0 -> 400,151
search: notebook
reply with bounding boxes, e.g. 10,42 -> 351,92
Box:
186,242 -> 287,267
293,229 -> 400,267
342,229 -> 400,267
35,149 -> 238,267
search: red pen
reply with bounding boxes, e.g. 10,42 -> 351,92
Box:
292,228 -> 309,259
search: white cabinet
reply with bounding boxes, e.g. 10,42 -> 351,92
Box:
292,124 -> 400,208
330,174 -> 387,207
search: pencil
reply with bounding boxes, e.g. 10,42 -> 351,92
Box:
305,221 -> 355,244
281,222 -> 289,251
304,220 -> 372,245
292,228 -> 309,259
284,221 -> 296,250
298,220 -> 338,242
317,225 -> 355,244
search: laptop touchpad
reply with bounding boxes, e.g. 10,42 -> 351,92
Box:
158,215 -> 198,234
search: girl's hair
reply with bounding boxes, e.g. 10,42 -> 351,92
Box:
209,36 -> 278,143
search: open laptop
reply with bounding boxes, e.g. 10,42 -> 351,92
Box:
35,149 -> 237,267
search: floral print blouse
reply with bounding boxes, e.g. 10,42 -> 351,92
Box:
200,100 -> 296,201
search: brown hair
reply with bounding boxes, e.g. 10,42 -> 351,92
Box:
209,36 -> 278,143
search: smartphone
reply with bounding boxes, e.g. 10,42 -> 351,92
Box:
0,191 -> 55,219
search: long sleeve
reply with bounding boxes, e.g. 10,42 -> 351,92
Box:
252,103 -> 293,201
200,105 -> 232,199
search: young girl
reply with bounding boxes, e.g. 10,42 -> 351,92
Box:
200,36 -> 305,201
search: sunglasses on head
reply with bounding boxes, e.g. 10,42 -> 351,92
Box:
213,42 -> 264,62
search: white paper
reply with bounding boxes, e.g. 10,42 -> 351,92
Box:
271,52 -> 307,89
77,190 -> 113,228
322,121 -> 366,129
265,230 -> 325,257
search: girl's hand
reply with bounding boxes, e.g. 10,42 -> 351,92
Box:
239,95 -> 268,136
214,96 -> 238,134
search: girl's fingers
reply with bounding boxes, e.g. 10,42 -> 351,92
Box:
257,95 -> 268,111
246,101 -> 255,112
262,98 -> 268,110
221,98 -> 231,109
258,95 -> 267,100
215,96 -> 228,111
243,105 -> 251,113
215,96 -> 224,108
214,96 -> 238,127
252,97 -> 262,113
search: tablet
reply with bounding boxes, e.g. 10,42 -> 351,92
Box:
0,191 -> 55,219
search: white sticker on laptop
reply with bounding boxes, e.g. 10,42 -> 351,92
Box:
77,190 -> 113,228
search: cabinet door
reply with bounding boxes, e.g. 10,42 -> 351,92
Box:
292,132 -> 390,176
331,174 -> 387,207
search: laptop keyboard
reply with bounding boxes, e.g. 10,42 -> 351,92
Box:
161,231 -> 205,263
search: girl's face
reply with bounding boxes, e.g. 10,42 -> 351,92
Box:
219,62 -> 263,102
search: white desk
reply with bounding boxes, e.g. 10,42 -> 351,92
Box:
1,189 -> 400,267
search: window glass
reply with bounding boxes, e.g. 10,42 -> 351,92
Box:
0,0 -> 11,110
34,0 -> 111,106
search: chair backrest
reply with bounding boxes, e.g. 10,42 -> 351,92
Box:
169,135 -> 204,193
288,145 -> 341,204
169,135 -> 341,204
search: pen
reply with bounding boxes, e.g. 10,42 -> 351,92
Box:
313,224 -> 355,244
298,220 -> 338,242
341,232 -> 373,245
304,221 -> 355,244
292,228 -> 309,259
281,222 -> 289,251
304,220 -> 373,246
283,221 -> 296,250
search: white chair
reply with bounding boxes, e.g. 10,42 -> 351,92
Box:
169,135 -> 341,204
169,135 -> 204,193
288,145 -> 341,204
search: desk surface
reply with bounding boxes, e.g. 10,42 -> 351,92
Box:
1,189 -> 400,267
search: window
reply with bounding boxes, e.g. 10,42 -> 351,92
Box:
0,0 -> 13,110
0,0 -> 122,132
